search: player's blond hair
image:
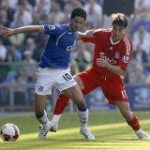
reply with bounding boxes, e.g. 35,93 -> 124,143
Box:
111,13 -> 128,28
111,13 -> 125,21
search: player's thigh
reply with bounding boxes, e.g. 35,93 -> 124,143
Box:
102,85 -> 128,104
57,68 -> 77,93
74,75 -> 84,89
34,68 -> 58,111
75,69 -> 99,95
35,67 -> 55,95
56,68 -> 85,105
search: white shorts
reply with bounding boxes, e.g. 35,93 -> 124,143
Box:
35,67 -> 77,95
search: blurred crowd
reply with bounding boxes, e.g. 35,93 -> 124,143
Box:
0,0 -> 150,86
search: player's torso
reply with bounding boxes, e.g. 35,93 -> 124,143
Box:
93,30 -> 127,80
40,24 -> 77,68
96,33 -> 124,64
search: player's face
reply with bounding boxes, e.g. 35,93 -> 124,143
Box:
69,16 -> 85,32
111,25 -> 126,42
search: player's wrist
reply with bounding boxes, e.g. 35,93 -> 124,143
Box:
105,62 -> 110,69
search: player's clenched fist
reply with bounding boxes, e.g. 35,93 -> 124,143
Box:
96,57 -> 109,68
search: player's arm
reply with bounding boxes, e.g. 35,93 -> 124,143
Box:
77,30 -> 95,40
106,64 -> 125,76
78,30 -> 98,44
0,25 -> 44,38
97,50 -> 131,76
96,58 -> 125,76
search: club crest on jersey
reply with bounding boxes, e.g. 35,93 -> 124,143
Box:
115,51 -> 120,59
48,25 -> 56,30
38,86 -> 44,92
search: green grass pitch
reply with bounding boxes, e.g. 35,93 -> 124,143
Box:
0,111 -> 150,150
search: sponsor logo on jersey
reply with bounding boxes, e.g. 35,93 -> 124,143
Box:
99,52 -> 116,65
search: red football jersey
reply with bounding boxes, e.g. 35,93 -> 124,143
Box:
82,28 -> 132,83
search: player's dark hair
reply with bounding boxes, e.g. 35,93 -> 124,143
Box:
71,8 -> 87,21
111,13 -> 128,28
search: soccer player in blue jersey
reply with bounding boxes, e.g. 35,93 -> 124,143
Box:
0,8 -> 95,140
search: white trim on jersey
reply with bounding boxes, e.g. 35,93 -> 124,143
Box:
94,28 -> 112,33
123,36 -> 131,55
56,31 -> 67,46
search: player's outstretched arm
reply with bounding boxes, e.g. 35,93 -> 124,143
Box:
77,30 -> 95,40
0,25 -> 44,38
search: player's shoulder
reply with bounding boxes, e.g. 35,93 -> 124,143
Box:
48,23 -> 68,30
60,24 -> 68,28
44,23 -> 62,31
122,35 -> 132,47
94,28 -> 112,34
122,34 -> 131,42
53,24 -> 69,33
93,28 -> 111,37
53,24 -> 67,30
122,35 -> 132,55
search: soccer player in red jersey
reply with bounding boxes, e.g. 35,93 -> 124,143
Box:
50,13 -> 150,139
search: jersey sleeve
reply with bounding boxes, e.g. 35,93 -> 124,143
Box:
43,24 -> 60,35
117,38 -> 132,71
81,36 -> 98,44
80,30 -> 97,44
93,29 -> 102,37
81,28 -> 110,44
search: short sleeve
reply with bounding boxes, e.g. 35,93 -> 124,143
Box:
81,30 -> 98,44
118,55 -> 131,70
81,36 -> 98,44
43,24 -> 59,35
117,39 -> 132,70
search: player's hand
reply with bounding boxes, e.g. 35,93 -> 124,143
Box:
0,26 -> 14,38
96,58 -> 109,68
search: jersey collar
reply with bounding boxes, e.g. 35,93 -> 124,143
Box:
110,32 -> 125,45
110,37 -> 121,45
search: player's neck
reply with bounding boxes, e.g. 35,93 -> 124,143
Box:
110,32 -> 125,44
110,34 -> 125,44
68,23 -> 75,32
110,37 -> 121,45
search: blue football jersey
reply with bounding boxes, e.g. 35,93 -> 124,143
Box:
39,24 -> 78,68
